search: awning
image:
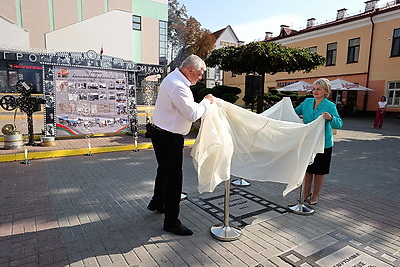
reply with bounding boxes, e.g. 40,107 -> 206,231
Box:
330,78 -> 374,91
277,81 -> 313,92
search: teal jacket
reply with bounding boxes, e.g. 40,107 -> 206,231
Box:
295,98 -> 343,148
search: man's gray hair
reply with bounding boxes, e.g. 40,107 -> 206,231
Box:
180,54 -> 206,71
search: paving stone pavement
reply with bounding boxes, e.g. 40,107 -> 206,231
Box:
0,114 -> 399,266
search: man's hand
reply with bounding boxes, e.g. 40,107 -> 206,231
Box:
204,94 -> 214,104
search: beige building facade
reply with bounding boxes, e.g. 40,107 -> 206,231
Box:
225,0 -> 400,114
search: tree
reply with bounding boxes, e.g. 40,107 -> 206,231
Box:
183,17 -> 216,59
168,1 -> 216,69
168,0 -> 188,63
262,89 -> 313,110
206,41 -> 326,113
190,84 -> 241,104
190,82 -> 207,103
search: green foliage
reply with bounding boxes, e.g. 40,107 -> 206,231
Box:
190,83 -> 241,104
263,94 -> 281,102
269,89 -> 279,95
261,91 -> 314,109
220,93 -> 239,103
168,1 -> 215,67
242,94 -> 257,105
206,41 -> 325,113
206,41 -> 326,75
190,82 -> 206,94
296,94 -> 313,106
168,0 -> 188,49
213,85 -> 242,95
198,88 -> 222,98
190,82 -> 206,102
279,91 -> 297,97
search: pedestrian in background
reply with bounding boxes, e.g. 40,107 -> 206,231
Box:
295,78 -> 343,205
148,54 -> 214,236
372,96 -> 387,128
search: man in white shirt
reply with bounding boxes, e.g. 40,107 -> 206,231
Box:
148,54 -> 214,236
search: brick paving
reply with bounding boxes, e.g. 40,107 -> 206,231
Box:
0,114 -> 399,266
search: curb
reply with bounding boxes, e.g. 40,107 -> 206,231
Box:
0,139 -> 196,162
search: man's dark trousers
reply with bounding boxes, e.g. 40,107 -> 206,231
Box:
151,128 -> 184,227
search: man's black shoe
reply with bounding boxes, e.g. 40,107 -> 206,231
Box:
147,201 -> 164,214
163,224 -> 193,236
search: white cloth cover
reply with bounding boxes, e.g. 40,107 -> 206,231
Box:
191,97 -> 325,196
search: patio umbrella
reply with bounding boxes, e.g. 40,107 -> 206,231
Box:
277,81 -> 313,92
330,78 -> 374,91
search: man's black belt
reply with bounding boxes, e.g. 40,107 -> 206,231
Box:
153,124 -> 169,132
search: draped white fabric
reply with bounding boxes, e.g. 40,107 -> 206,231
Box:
191,97 -> 325,196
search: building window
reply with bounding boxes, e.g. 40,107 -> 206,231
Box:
215,66 -> 220,81
0,64 -> 42,94
308,46 -> 317,53
387,81 -> 400,106
390,28 -> 400,57
347,38 -> 360,63
326,42 -> 337,66
159,20 -> 167,65
132,15 -> 141,31
220,41 -> 239,47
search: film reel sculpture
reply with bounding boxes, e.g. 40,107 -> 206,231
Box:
0,81 -> 46,146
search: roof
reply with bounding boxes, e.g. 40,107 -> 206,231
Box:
212,25 -> 240,43
213,27 -> 226,40
279,27 -> 298,38
265,3 -> 400,42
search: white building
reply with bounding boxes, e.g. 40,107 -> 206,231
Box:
0,16 -> 30,50
0,0 -> 167,65
205,25 -> 242,88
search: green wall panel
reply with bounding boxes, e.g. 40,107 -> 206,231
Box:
132,0 -> 167,20
132,30 -> 142,62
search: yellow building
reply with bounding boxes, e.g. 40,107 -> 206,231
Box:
225,0 -> 400,114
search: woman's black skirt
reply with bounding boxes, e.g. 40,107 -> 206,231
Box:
306,147 -> 333,175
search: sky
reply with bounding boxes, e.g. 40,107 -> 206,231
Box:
177,0 -> 376,43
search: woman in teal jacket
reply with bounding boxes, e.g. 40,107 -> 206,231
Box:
295,78 -> 343,205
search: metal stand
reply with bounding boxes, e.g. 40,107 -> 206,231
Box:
288,179 -> 314,215
210,180 -> 241,241
20,149 -> 30,164
231,178 -> 251,187
133,133 -> 139,152
85,134 -> 92,156
85,141 -> 92,156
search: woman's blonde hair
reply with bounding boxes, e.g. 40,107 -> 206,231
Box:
313,78 -> 331,97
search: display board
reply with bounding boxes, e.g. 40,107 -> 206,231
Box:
54,67 -> 130,136
0,49 -> 165,138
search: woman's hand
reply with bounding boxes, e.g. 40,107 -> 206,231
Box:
322,112 -> 333,121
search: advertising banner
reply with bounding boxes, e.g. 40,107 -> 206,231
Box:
55,66 -> 129,136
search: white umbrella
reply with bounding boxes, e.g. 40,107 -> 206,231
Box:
277,81 -> 313,92
330,78 -> 374,91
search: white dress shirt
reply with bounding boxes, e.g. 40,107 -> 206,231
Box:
153,68 -> 211,135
